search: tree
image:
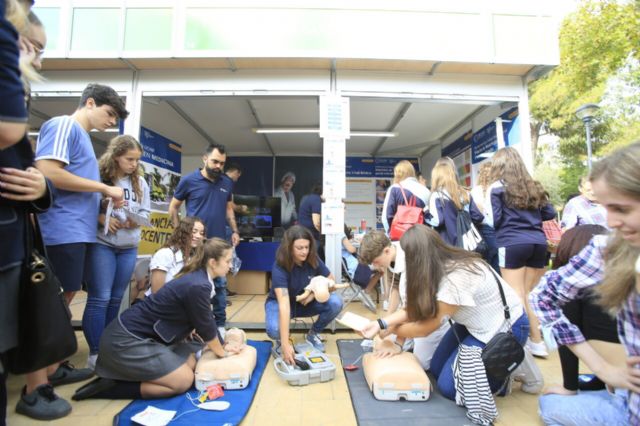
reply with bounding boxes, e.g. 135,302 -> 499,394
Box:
529,0 -> 640,200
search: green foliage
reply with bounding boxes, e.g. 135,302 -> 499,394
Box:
529,0 -> 640,201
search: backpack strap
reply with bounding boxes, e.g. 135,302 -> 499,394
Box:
397,183 -> 410,206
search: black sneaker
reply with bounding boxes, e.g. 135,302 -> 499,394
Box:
48,361 -> 94,387
226,289 -> 237,297
15,384 -> 71,420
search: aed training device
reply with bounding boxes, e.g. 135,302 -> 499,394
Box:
273,342 -> 336,386
195,372 -> 250,391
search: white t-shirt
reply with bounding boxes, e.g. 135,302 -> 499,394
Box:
389,241 -> 407,306
145,247 -> 184,296
437,262 -> 523,343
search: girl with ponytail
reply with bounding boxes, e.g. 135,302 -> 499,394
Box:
73,238 -> 238,401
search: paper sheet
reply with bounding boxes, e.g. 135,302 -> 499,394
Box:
130,405 -> 176,426
335,312 -> 371,332
103,198 -> 113,235
125,209 -> 152,227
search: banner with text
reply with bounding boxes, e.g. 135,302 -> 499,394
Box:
138,127 -> 182,255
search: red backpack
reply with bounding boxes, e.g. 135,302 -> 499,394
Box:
389,184 -> 424,241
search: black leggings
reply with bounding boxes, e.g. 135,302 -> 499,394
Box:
560,294 -> 619,391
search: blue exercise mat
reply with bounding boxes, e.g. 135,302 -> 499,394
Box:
113,340 -> 272,426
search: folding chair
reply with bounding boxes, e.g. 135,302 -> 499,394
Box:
338,256 -> 377,313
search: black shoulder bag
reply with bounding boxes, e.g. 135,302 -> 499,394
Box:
6,213 -> 77,374
480,268 -> 524,381
449,267 -> 524,382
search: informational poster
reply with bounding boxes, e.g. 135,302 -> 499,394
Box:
323,138 -> 346,200
321,201 -> 344,234
319,95 -> 350,140
138,127 -> 182,256
344,157 -> 418,231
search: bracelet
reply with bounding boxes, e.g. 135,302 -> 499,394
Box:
377,318 -> 388,330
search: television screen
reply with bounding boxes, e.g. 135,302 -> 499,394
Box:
234,195 -> 281,239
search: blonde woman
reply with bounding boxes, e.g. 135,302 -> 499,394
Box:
381,160 -> 430,234
428,157 -> 483,246
486,147 -> 555,357
380,160 -> 430,313
532,141 -> 640,425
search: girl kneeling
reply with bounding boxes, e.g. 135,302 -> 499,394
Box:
362,224 -> 528,399
73,238 -> 235,400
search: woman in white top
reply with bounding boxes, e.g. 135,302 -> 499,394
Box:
469,161 -> 500,272
361,224 -> 528,400
149,216 -> 205,294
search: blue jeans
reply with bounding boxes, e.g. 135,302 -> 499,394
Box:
83,243 -> 138,354
264,294 -> 343,339
212,276 -> 227,327
539,389 -> 629,426
430,313 -> 529,400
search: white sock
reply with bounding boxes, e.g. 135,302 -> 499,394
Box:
86,354 -> 98,370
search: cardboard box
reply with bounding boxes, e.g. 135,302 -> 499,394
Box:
227,271 -> 269,295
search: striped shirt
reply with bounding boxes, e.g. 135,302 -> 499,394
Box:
35,116 -> 101,245
438,261 -> 523,343
530,234 -> 640,425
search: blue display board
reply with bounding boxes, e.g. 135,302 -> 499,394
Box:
139,127 -> 182,174
443,130 -> 473,159
346,157 -> 419,178
471,108 -> 520,164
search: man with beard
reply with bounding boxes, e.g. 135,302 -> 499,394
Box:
169,143 -> 239,335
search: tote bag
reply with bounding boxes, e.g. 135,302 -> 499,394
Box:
6,214 -> 77,374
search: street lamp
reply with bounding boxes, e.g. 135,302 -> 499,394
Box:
575,103 -> 600,171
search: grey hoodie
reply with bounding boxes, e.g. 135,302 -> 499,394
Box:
97,175 -> 150,248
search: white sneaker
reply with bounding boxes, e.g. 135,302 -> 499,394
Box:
526,338 -> 549,358
86,354 -> 98,371
513,350 -> 544,394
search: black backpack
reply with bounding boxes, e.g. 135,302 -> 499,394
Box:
438,192 -> 488,256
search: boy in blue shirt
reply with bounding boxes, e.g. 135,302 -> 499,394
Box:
36,83 -> 128,304
34,84 -> 128,388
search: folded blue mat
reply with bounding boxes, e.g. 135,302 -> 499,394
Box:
113,340 -> 272,426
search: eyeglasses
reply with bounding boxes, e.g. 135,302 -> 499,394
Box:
27,38 -> 45,59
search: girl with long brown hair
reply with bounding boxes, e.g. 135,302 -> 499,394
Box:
84,135 -> 150,371
74,238 -> 238,401
532,142 -> 640,425
148,216 -> 206,294
361,224 -> 528,399
486,147 -> 555,357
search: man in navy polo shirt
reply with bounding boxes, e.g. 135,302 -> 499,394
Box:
169,143 -> 239,333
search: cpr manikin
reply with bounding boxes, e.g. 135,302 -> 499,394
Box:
362,336 -> 432,401
295,276 -> 349,305
195,328 -> 257,390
